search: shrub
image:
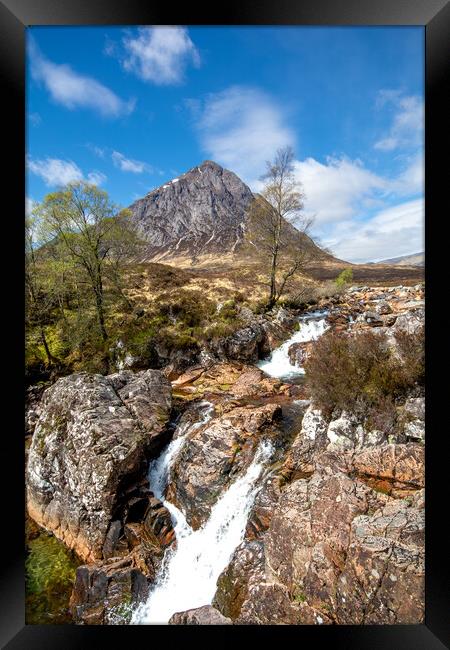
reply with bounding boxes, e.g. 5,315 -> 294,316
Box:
335,268 -> 353,289
305,328 -> 424,426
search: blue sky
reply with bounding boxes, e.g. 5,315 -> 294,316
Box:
26,26 -> 424,263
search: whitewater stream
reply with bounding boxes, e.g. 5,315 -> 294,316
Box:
131,310 -> 329,624
258,310 -> 329,381
131,401 -> 275,625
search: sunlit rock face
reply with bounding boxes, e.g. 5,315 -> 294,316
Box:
26,369 -> 172,563
129,160 -> 254,261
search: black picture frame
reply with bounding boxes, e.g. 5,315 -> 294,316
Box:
2,1 -> 449,647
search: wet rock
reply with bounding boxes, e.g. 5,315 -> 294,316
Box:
169,605 -> 232,625
245,475 -> 282,539
167,403 -> 281,528
213,539 -> 266,620
26,370 -> 172,562
287,341 -> 312,367
70,557 -> 152,625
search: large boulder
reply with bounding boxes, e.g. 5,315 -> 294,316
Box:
26,370 -> 172,562
167,402 -> 282,528
335,491 -> 425,624
212,398 -> 425,625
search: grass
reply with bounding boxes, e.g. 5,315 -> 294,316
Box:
25,254 -> 424,382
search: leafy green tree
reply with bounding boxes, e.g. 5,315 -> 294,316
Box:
35,182 -> 141,343
25,215 -> 61,367
335,268 -> 353,289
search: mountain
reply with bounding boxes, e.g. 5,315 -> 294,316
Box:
128,160 -> 332,264
372,252 -> 424,267
129,161 -> 253,261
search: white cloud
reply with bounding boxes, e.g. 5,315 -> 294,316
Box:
293,156 -> 389,226
374,91 -> 423,151
194,86 -> 294,185
292,153 -> 424,262
29,38 -> 135,118
120,26 -> 200,85
86,143 -> 106,159
326,198 -> 424,263
87,171 -> 107,185
27,156 -> 107,187
111,151 -> 149,173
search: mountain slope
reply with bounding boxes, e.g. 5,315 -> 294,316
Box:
372,252 -> 424,267
129,161 -> 253,261
128,160 -> 334,265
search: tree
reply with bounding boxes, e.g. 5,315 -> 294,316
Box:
35,182 -> 141,343
335,268 -> 353,289
25,215 -> 60,367
247,146 -> 321,309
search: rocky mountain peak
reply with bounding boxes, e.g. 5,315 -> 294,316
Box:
129,161 -> 254,261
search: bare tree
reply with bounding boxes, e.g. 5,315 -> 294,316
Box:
247,146 -> 321,309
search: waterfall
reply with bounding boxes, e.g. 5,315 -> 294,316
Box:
131,435 -> 274,625
148,401 -> 215,502
258,310 -> 329,379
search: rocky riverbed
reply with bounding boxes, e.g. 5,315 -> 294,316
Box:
25,283 -> 425,625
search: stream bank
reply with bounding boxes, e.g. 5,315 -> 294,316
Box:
25,283 -> 425,625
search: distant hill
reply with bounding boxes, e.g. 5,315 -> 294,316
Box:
371,252 -> 424,267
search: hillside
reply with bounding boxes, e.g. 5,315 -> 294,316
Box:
370,252 -> 424,267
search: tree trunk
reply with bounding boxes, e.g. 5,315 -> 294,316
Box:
40,327 -> 59,366
95,288 -> 108,342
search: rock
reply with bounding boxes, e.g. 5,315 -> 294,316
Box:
26,370 -> 172,562
326,411 -> 365,449
363,311 -> 384,326
167,402 -> 281,528
70,557 -> 151,625
287,341 -> 312,367
335,495 -> 424,624
402,398 -> 425,442
25,383 -> 48,436
404,397 -> 425,420
245,475 -> 282,539
404,420 -> 425,442
210,324 -> 267,364
214,393 -> 425,626
169,605 -> 232,625
375,301 -> 392,315
143,497 -> 175,548
352,443 -> 424,493
391,309 -> 424,335
380,313 -> 397,327
129,160 -> 254,260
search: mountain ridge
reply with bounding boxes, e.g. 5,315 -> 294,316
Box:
370,252 -> 424,267
128,160 -> 334,265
